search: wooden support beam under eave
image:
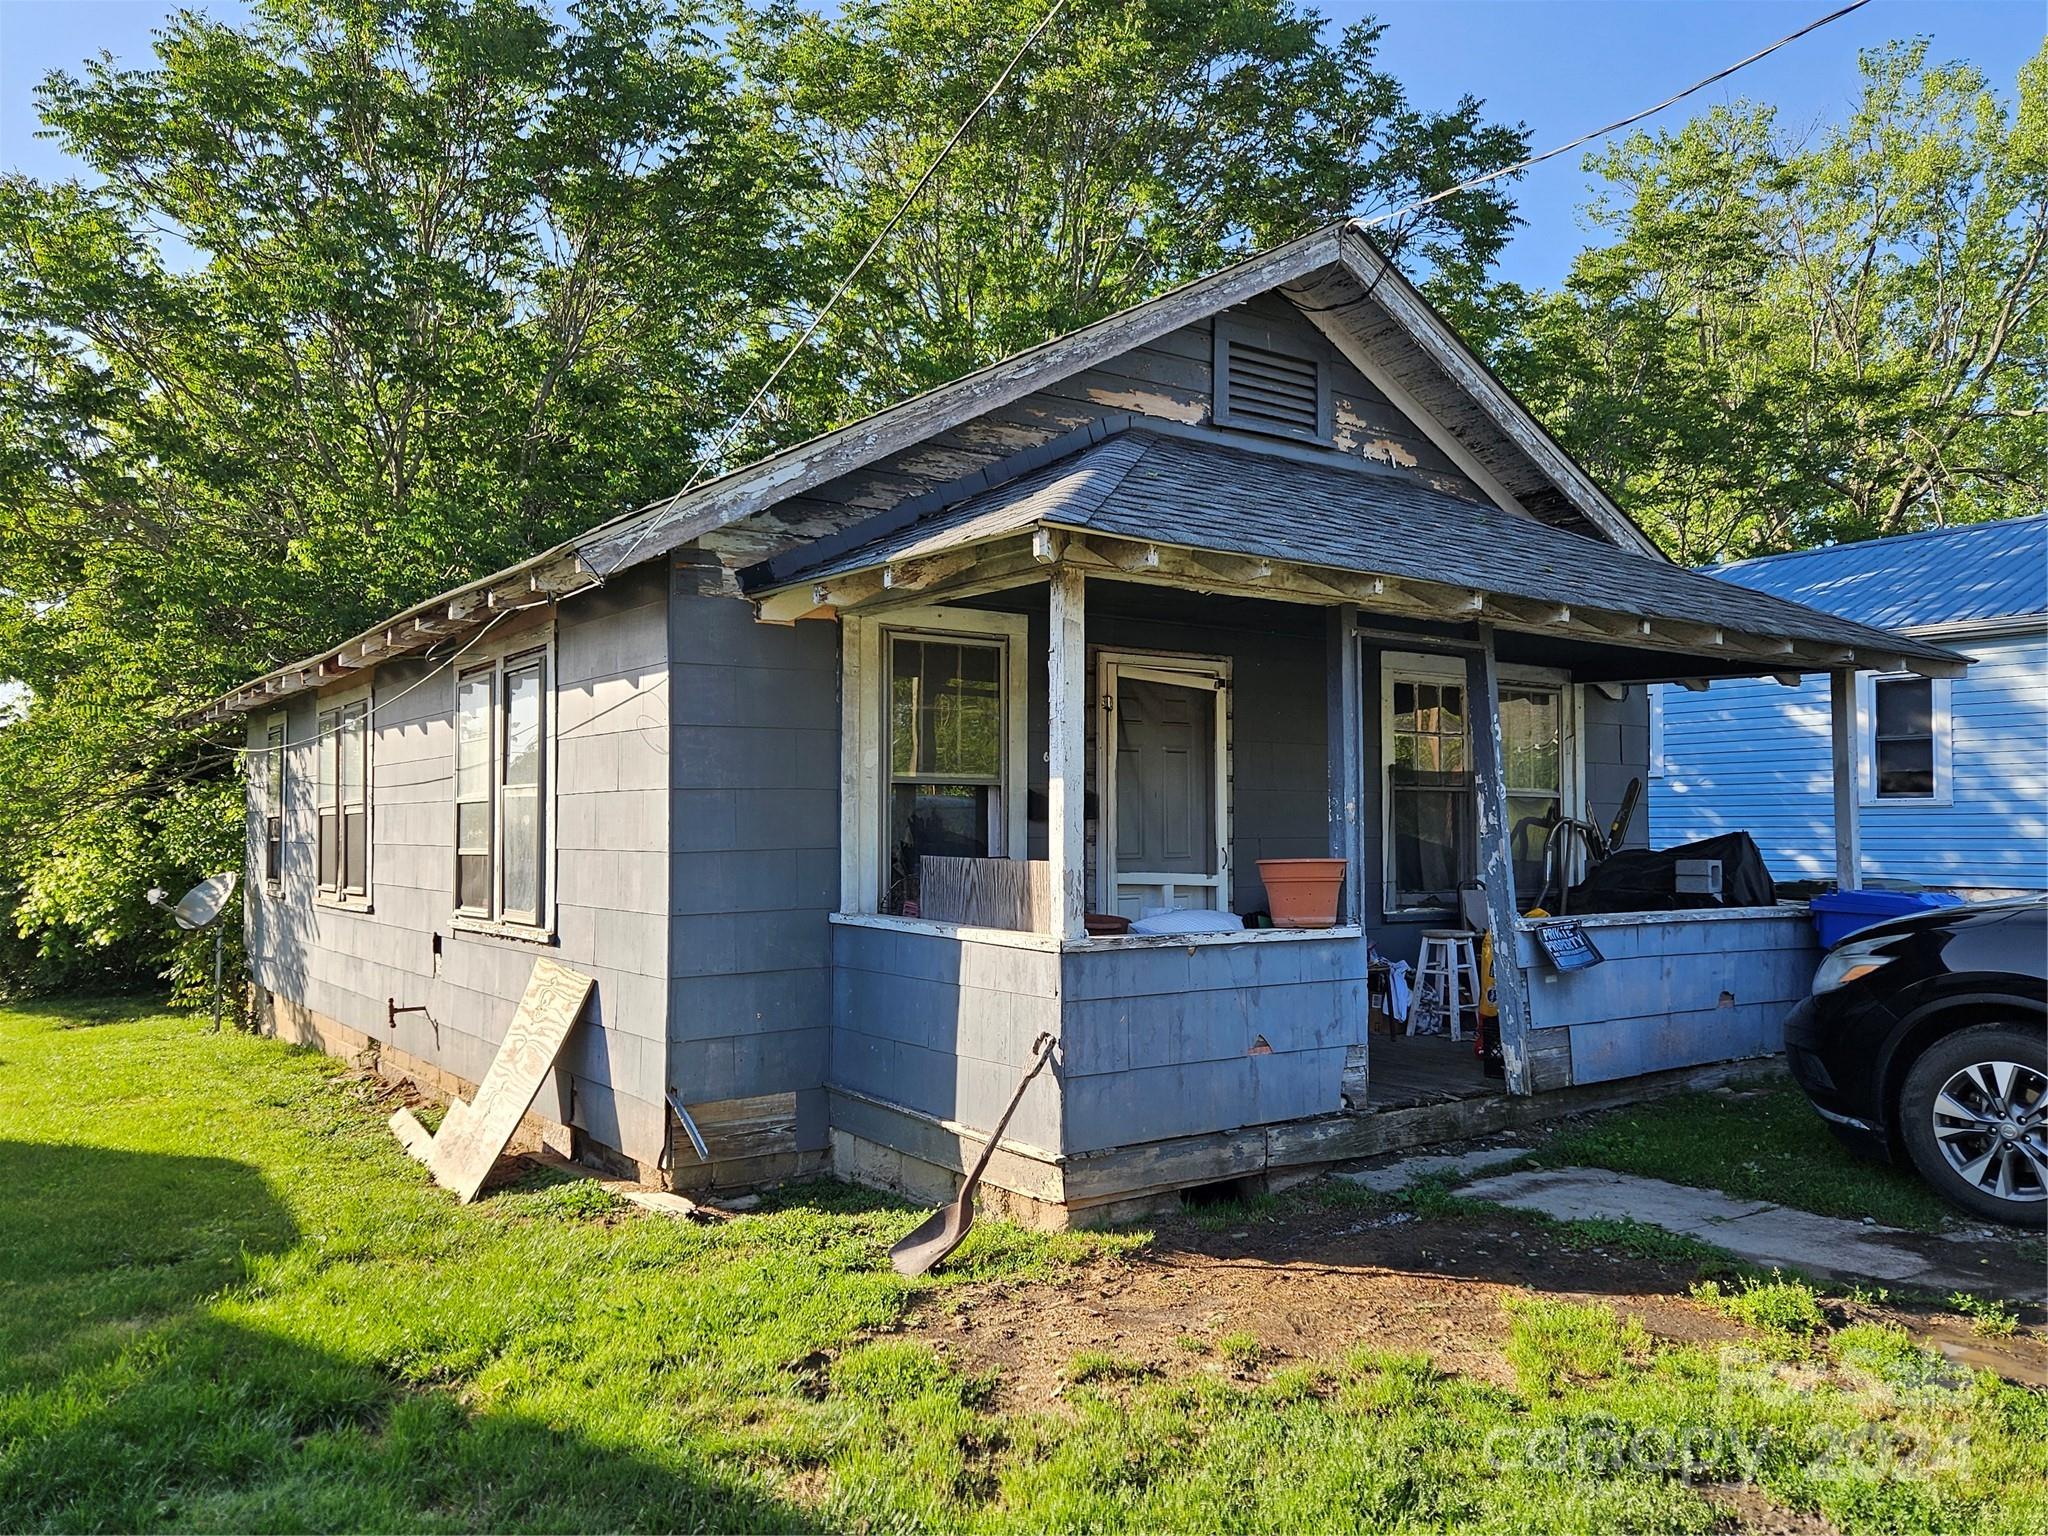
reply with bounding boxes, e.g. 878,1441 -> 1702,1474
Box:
753,587 -> 833,625
882,549 -> 977,593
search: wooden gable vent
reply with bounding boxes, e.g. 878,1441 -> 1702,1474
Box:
1215,320 -> 1331,444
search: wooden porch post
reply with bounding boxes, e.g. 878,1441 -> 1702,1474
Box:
1325,605 -> 1364,924
1048,564 -> 1088,941
1467,629 -> 1534,1096
1830,668 -> 1862,891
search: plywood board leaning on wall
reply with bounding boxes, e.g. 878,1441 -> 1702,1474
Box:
389,958 -> 596,1203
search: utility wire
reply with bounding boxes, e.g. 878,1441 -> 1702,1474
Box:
597,0 -> 1069,579
192,0 -> 1870,759
1356,0 -> 1874,233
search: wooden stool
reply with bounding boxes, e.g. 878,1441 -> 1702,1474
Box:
1412,929 -> 1481,1041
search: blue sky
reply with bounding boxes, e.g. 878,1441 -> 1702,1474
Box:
0,0 -> 2041,287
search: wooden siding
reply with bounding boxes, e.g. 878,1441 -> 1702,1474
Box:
1584,684 -> 1652,848
1650,634 -> 2048,894
1059,934 -> 1368,1155
829,922 -> 1064,1151
829,921 -> 1364,1158
1016,587 -> 1333,915
1511,909 -> 1818,1086
243,564 -> 674,1164
700,297 -> 1488,571
667,556 -> 838,1143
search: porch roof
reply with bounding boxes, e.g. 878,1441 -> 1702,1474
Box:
747,426 -> 1966,678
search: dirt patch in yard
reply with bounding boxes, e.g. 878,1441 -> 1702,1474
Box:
909,1203 -> 1753,1410
905,1199 -> 2048,1410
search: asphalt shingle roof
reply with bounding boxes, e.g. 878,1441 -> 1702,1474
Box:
766,428 -> 1961,666
1705,515 -> 2046,632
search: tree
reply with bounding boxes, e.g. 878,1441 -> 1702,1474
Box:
725,0 -> 1529,445
0,0 -> 795,992
1,0 -> 1531,995
1496,39 -> 2047,565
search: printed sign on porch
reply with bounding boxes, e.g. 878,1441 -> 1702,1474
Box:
1533,920 -> 1604,972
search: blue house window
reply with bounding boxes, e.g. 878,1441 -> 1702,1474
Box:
1858,672 -> 1952,807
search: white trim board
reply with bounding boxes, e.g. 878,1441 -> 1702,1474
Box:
838,604 -> 1031,916
1855,670 -> 1954,808
1093,649 -> 1234,916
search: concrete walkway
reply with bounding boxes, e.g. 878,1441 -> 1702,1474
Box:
1336,1145 -> 1530,1194
1457,1167 -> 2039,1297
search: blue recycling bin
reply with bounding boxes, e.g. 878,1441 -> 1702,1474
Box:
1809,888 -> 1965,950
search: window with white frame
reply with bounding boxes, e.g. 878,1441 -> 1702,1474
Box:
840,608 -> 1028,919
316,698 -> 368,898
1500,684 -> 1566,901
1381,654 -> 1579,913
1859,672 -> 1952,805
1385,662 -> 1471,913
261,717 -> 286,885
886,634 -> 1005,913
455,646 -> 550,926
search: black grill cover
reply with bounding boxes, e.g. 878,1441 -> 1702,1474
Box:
1563,832 -> 1776,915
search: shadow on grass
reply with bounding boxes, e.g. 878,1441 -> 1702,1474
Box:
0,1139 -> 817,1532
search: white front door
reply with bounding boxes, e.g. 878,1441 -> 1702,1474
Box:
1097,654 -> 1230,918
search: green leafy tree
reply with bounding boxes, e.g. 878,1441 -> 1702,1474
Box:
1497,39 -> 2046,564
0,0 -> 795,993
1,0 -> 1532,997
726,0 -> 1530,443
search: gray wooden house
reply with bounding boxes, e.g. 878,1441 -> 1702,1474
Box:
209,224 -> 1964,1221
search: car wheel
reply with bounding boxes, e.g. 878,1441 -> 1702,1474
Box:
1898,1022 -> 2048,1228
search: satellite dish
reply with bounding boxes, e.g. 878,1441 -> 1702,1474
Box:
164,872 -> 238,931
146,872 -> 239,1030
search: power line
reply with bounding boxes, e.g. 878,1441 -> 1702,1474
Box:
189,0 -> 1873,759
1356,0 -> 1874,234
598,0 -> 1070,579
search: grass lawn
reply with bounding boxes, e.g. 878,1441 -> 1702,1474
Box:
1526,1077 -> 1959,1232
3,997 -> 2045,1533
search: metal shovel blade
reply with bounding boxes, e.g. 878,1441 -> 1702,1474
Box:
889,1032 -> 1055,1278
889,1200 -> 976,1279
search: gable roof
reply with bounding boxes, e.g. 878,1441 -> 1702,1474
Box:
201,220 -> 1671,718
1705,515 -> 2047,634
752,424 -> 1963,676
573,223 -> 1663,573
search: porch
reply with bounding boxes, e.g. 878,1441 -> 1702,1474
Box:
746,425 -> 1963,1218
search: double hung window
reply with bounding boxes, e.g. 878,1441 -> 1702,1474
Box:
456,648 -> 549,926
316,700 -> 369,897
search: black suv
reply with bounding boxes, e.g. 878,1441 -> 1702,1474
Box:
1783,895 -> 2047,1226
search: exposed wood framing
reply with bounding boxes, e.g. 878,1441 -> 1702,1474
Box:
775,526 -> 1964,684
199,552 -> 592,721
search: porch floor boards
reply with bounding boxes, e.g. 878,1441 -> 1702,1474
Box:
1367,1034 -> 1502,1110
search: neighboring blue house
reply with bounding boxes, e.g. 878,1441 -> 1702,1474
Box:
1653,515 -> 2048,898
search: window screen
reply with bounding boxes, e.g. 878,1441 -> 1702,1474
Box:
1500,686 -> 1563,901
1388,677 -> 1471,911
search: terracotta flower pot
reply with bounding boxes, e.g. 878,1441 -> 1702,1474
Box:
1257,857 -> 1348,928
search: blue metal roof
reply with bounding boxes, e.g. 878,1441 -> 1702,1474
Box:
1706,515 -> 2046,631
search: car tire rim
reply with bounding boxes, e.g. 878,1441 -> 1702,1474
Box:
1929,1059 -> 2048,1205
